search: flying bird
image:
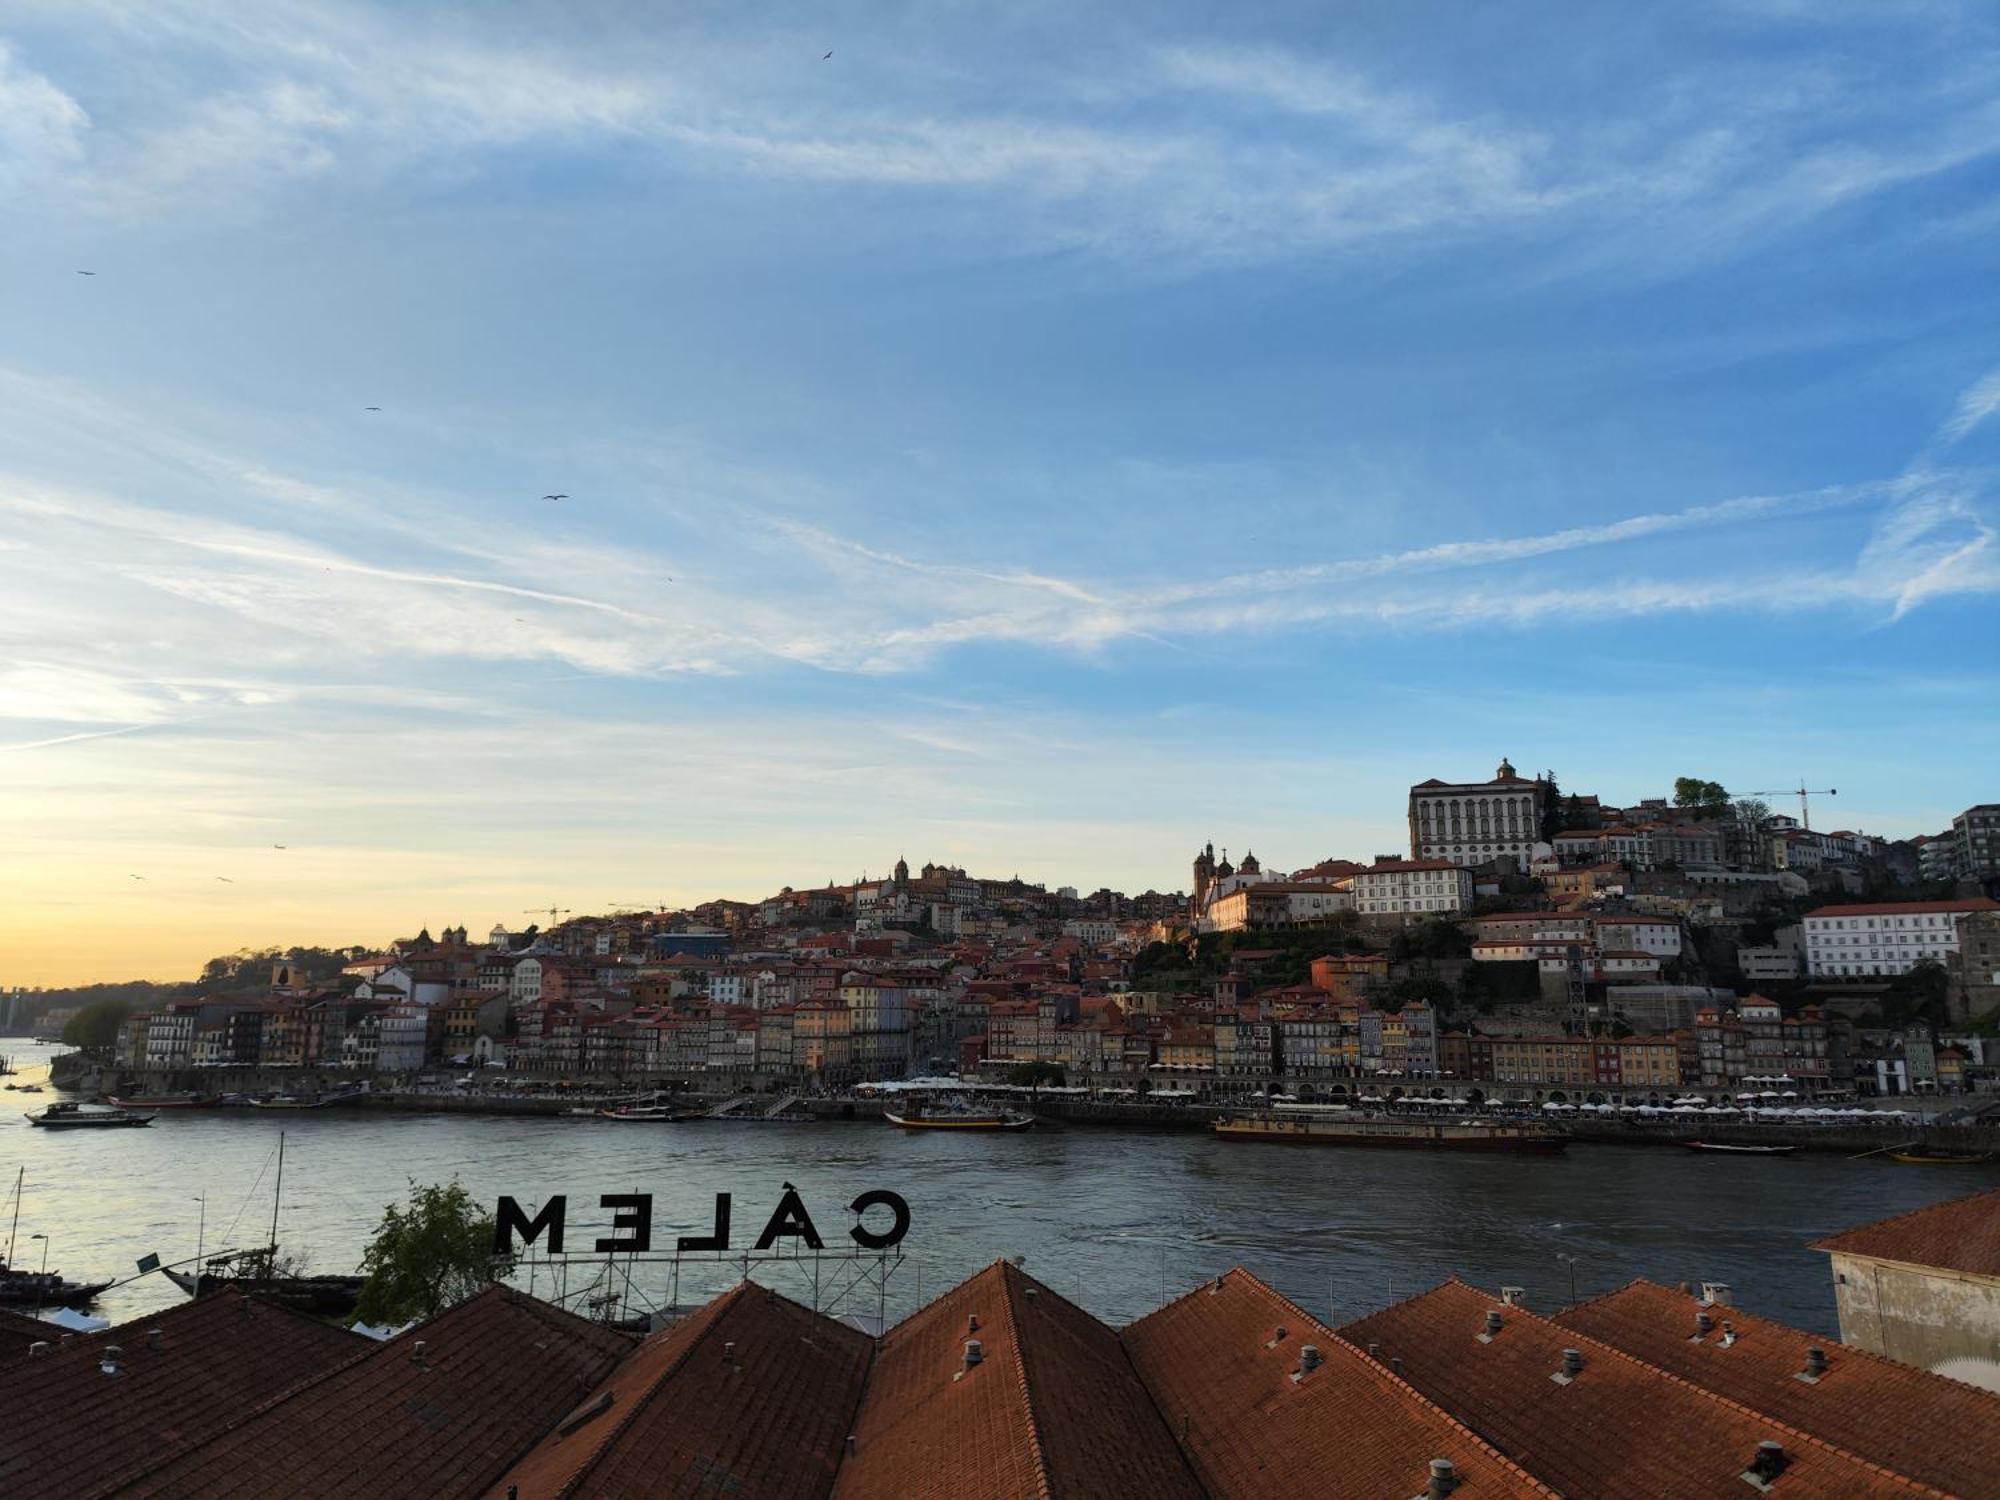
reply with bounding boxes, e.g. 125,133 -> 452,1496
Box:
364,406 -> 381,411
823,50 -> 833,59
76,270 -> 96,276
542,493 -> 568,501
129,874 -> 145,880
272,844 -> 287,850
215,875 -> 235,883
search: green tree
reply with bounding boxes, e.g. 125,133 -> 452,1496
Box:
1882,958 -> 1950,1033
353,1180 -> 512,1326
1672,777 -> 1731,819
61,998 -> 132,1051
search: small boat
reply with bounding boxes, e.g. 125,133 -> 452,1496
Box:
599,1104 -> 704,1122
106,1092 -> 219,1109
1682,1140 -> 1797,1156
0,1263 -> 113,1308
27,1102 -> 154,1129
248,1095 -> 331,1110
1889,1149 -> 1992,1165
885,1098 -> 1035,1131
162,1251 -> 365,1316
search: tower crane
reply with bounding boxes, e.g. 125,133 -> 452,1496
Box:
1745,783 -> 1837,831
523,905 -> 573,925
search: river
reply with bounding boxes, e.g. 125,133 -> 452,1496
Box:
5,1042 -> 1994,1334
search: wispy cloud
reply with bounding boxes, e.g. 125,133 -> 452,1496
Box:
1939,366 -> 2000,446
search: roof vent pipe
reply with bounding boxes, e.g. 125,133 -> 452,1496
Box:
1390,1356 -> 1404,1378
845,1435 -> 856,1457
147,1328 -> 163,1351
1479,1310 -> 1503,1342
1427,1457 -> 1459,1498
411,1340 -> 429,1368
1367,1341 -> 1381,1359
1744,1441 -> 1788,1486
963,1338 -> 984,1368
1695,1311 -> 1714,1335
723,1341 -> 736,1364
1800,1347 -> 1828,1381
967,1314 -> 978,1333
28,1341 -> 50,1359
1300,1345 -> 1323,1372
101,1345 -> 124,1376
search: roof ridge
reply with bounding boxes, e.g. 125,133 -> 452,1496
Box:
1215,1271 -> 1553,1497
1807,1184 -> 2000,1254
554,1282 -> 753,1499
994,1263 -> 1057,1500
1394,1284 -> 1950,1496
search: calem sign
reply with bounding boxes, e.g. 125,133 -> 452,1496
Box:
491,1184 -> 911,1256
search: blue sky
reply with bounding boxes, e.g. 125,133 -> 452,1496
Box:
1,1 -> 1997,980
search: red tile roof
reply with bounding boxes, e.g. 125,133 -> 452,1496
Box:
1122,1268 -> 1551,1498
1554,1280 -> 2000,1497
1810,1186 -> 2000,1278
489,1282 -> 873,1499
0,1306 -> 55,1361
832,1260 -> 1202,1500
117,1285 -> 631,1499
0,1292 -> 364,1500
1341,1281 -> 1940,1499
1806,899 -> 2000,918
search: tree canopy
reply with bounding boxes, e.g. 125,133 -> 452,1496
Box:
353,1180 -> 512,1327
1673,777 -> 1732,818
61,998 -> 132,1051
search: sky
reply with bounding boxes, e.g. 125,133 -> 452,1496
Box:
2,1 -> 1998,985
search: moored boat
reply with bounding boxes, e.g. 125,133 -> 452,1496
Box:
599,1104 -> 704,1122
1682,1140 -> 1797,1156
1889,1148 -> 1991,1165
106,1092 -> 219,1109
884,1099 -> 1035,1131
27,1102 -> 154,1129
162,1251 -> 365,1316
1214,1111 -> 1566,1153
0,1263 -> 112,1308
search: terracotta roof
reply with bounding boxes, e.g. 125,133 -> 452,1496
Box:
0,1306 -> 55,1361
832,1260 -> 1202,1500
0,1292 -> 364,1500
489,1282 -> 872,1499
1554,1280 -> 2000,1496
1341,1281 -> 1939,1499
1122,1268 -> 1551,1498
1805,900 -> 2000,919
117,1285 -> 632,1499
1810,1186 -> 2000,1278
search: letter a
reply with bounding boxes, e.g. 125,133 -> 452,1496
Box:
754,1184 -> 825,1251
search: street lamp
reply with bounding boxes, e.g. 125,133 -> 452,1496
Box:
28,1232 -> 47,1276
1555,1251 -> 1580,1307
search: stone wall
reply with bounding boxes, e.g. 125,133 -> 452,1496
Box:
1828,1253 -> 2000,1391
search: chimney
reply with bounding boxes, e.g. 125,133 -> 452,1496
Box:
1500,1286 -> 1527,1307
1742,1441 -> 1788,1487
1478,1310 -> 1503,1343
147,1328 -> 163,1351
1390,1356 -> 1405,1378
967,1314 -> 979,1333
28,1341 -> 50,1359
1427,1457 -> 1459,1498
723,1341 -> 736,1365
963,1338 -> 984,1369
1301,1345 -> 1322,1371
1552,1348 -> 1583,1385
1798,1347 -> 1828,1383
1266,1325 -> 1289,1350
1695,1311 -> 1715,1336
411,1340 -> 429,1368
101,1345 -> 125,1376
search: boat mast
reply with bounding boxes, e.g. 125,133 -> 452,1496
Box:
269,1131 -> 285,1253
6,1166 -> 20,1266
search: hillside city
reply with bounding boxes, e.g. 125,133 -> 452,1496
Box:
13,762 -> 2000,1104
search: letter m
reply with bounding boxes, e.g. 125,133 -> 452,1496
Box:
493,1195 -> 566,1255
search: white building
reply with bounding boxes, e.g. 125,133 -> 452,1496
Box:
1199,883 -> 1355,934
1408,758 -> 1550,867
144,1008 -> 196,1068
1803,898 -> 2000,980
1351,860 -> 1472,919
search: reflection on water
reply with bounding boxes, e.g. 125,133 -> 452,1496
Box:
5,1042 -> 1993,1332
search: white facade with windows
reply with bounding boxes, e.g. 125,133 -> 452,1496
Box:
1408,758 -> 1549,866
1803,899 -> 2000,979
1351,861 -> 1472,917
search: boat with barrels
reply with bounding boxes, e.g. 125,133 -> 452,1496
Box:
884,1096 -> 1035,1131
1214,1107 -> 1565,1153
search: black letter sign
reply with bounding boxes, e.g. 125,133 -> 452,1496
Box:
595,1194 -> 653,1253
754,1184 -> 825,1250
494,1196 -> 567,1255
677,1193 -> 732,1253
848,1189 -> 910,1250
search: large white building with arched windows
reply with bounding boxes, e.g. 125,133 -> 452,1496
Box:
1407,758 -> 1552,868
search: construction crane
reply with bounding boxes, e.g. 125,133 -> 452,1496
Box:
523,905 -> 573,926
1746,783 -> 1837,831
